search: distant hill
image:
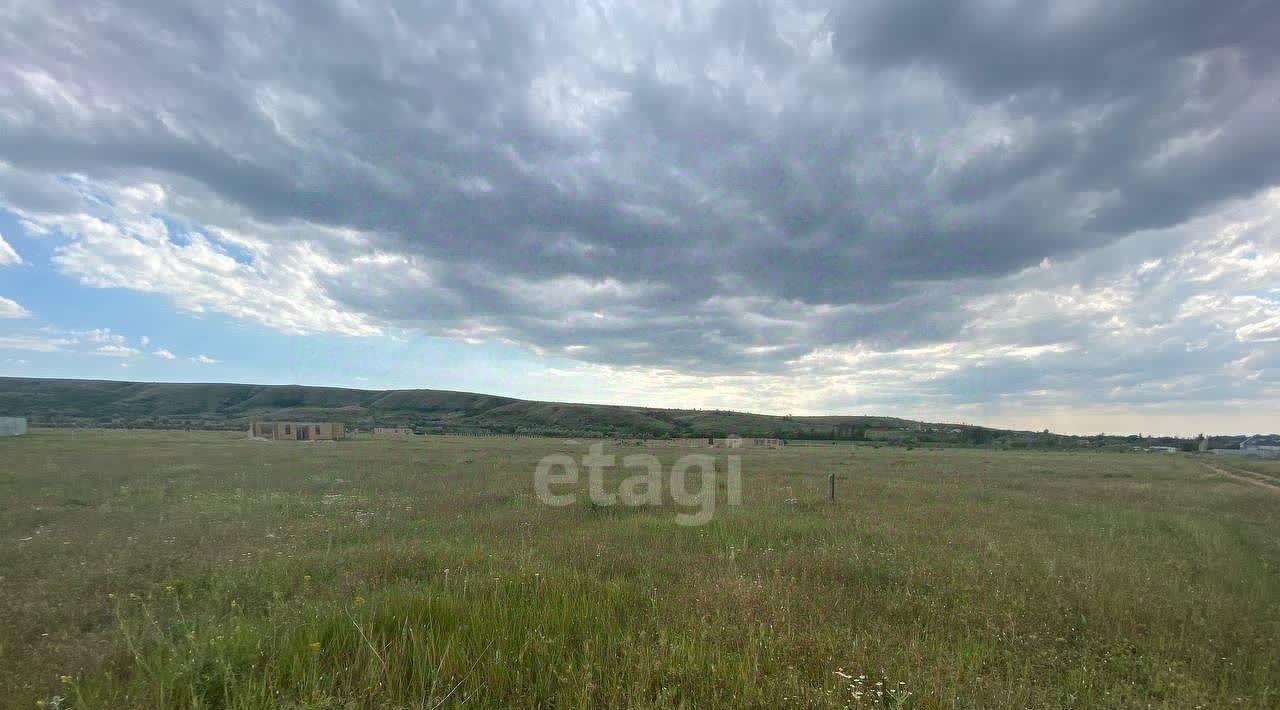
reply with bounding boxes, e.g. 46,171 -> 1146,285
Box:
0,376 -> 1001,441
4,377 -> 1232,447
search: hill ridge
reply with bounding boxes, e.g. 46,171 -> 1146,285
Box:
0,376 -> 974,440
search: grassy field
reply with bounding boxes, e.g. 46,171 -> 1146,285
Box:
1,430 -> 1277,708
1227,456 -> 1280,479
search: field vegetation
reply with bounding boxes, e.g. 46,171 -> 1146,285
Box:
1,430 -> 1277,708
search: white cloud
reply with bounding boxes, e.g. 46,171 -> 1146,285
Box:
191,354 -> 219,364
153,348 -> 176,359
1237,316 -> 1280,343
140,335 -> 150,346
0,296 -> 30,319
85,328 -> 127,346
0,232 -> 20,265
94,344 -> 139,357
19,182 -> 382,338
0,334 -> 72,351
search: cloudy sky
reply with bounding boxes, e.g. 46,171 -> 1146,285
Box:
1,0 -> 1278,435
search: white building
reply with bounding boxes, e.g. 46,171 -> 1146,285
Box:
0,417 -> 28,436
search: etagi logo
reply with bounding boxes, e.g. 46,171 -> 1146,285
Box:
534,444 -> 741,526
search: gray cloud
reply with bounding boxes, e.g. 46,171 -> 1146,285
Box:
1,0 -> 1278,414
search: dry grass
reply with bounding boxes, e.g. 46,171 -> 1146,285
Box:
1,430 -> 1277,708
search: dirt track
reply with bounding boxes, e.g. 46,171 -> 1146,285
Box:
1201,461 -> 1280,493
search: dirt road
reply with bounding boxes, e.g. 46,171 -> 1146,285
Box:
1201,461 -> 1280,492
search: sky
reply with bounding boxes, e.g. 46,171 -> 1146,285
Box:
0,0 -> 1278,436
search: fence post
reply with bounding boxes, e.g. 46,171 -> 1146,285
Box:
828,472 -> 836,503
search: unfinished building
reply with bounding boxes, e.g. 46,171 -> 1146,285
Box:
249,420 -> 345,441
374,426 -> 414,438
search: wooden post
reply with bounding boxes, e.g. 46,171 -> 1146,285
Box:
828,472 -> 836,503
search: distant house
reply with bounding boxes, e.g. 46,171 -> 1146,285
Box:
1146,446 -> 1178,453
249,420 -> 345,441
374,427 -> 414,438
1241,435 -> 1280,458
711,436 -> 782,449
0,417 -> 27,437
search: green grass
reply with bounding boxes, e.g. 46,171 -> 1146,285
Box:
1226,457 -> 1280,480
1,430 -> 1277,708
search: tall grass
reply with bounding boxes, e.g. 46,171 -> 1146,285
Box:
1,430 -> 1276,708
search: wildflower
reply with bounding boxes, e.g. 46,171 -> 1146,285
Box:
59,675 -> 72,685
353,596 -> 366,609
106,593 -> 115,599
164,585 -> 175,593
230,600 -> 239,609
308,642 -> 322,652
304,575 -> 312,582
